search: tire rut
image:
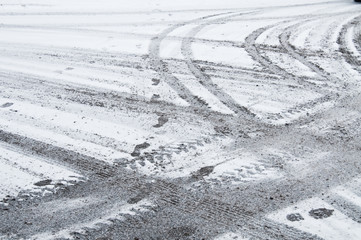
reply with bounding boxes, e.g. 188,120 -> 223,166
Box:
148,12 -> 235,111
180,12 -> 257,117
337,15 -> 361,73
2,3 -> 361,240
244,23 -> 297,81
280,23 -> 334,79
0,130 -> 116,180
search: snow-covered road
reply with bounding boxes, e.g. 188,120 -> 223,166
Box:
1,0 -> 361,239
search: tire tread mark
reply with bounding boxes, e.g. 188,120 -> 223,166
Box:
0,129 -> 116,179
148,13 -> 233,111
152,180 -> 322,240
244,25 -> 297,81
244,21 -> 330,92
337,15 -> 361,72
279,22 -> 339,82
180,12 -> 256,117
0,132 -> 322,239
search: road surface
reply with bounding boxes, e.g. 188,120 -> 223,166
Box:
1,0 -> 361,239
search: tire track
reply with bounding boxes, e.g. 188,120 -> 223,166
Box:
244,22 -> 306,83
151,181 -> 320,240
280,12 -> 361,84
2,2 -> 361,239
0,42 -> 293,85
0,142 -> 321,240
279,20 -> 339,83
0,70 -> 228,123
244,15 -> 342,88
356,21 -> 361,57
180,12 -> 257,117
149,13 -> 237,111
242,16 -> 353,123
324,193 -> 361,224
0,103 -> 134,156
243,22 -> 330,123
0,130 -> 116,180
0,125 -> 329,240
337,15 -> 361,72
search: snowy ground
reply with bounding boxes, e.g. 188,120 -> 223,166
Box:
1,0 -> 361,239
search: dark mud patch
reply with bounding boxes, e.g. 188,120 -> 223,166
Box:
0,102 -> 14,108
167,226 -> 196,238
152,78 -> 160,86
131,142 -> 151,157
191,166 -> 215,180
309,208 -> 334,219
287,213 -> 304,222
34,179 -> 52,187
153,115 -> 168,128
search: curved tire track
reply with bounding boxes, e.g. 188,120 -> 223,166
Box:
180,12 -> 257,117
148,12 -> 235,111
337,15 -> 361,73
279,20 -> 339,83
242,16 -> 346,123
243,21 -> 326,91
244,23 -> 297,80
2,2 -> 361,240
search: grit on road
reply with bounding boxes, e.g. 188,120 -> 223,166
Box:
1,0 -> 361,239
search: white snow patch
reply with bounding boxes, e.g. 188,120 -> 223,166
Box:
0,143 -> 81,199
206,151 -> 280,184
332,187 -> 361,208
192,43 -> 257,69
31,199 -> 153,240
0,57 -> 188,107
268,197 -> 361,240
211,76 -> 323,124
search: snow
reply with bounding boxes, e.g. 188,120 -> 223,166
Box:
0,97 -> 206,163
175,73 -> 234,114
333,187 -> 361,207
0,143 -> 81,199
205,151 -> 280,184
30,199 -> 154,240
0,0 -> 342,13
268,197 -> 361,240
192,43 -> 257,69
1,1 -> 361,238
0,0 -> 353,122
